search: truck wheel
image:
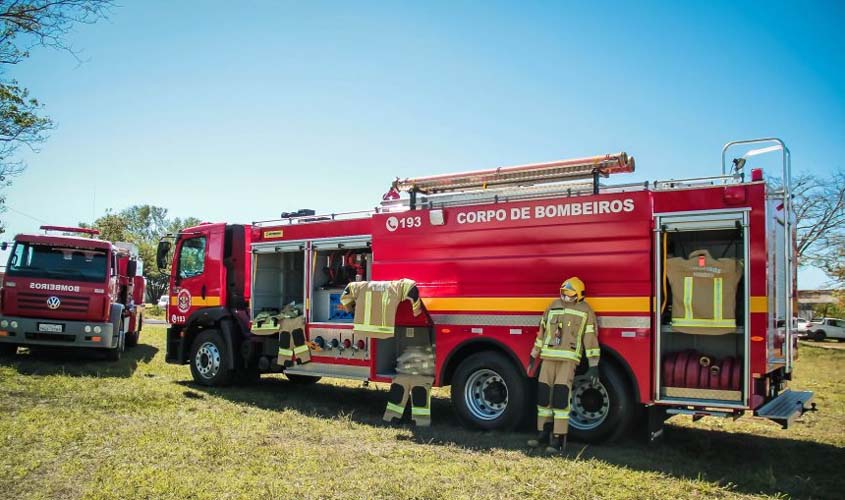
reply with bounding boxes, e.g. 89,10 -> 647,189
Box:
569,361 -> 635,443
452,351 -> 527,431
105,329 -> 125,362
285,374 -> 321,385
190,330 -> 234,386
814,330 -> 826,342
0,344 -> 17,356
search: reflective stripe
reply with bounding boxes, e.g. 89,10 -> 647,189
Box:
539,349 -> 580,362
385,402 -> 405,415
672,318 -> 736,328
278,349 -> 294,356
537,406 -> 554,417
411,407 -> 431,416
585,325 -> 595,333
534,338 -> 544,348
553,409 -> 570,420
364,291 -> 373,327
585,348 -> 601,358
293,345 -> 309,354
683,277 -> 693,320
353,325 -> 395,334
713,277 -> 723,321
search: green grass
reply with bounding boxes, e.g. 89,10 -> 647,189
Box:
1,328 -> 842,499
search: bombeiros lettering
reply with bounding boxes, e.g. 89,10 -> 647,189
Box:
29,282 -> 80,293
456,198 -> 636,225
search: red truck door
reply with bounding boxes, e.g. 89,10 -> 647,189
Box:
169,225 -> 225,325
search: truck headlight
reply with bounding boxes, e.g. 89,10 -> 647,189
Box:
93,326 -> 102,334
84,325 -> 92,333
10,321 -> 17,329
0,320 -> 7,328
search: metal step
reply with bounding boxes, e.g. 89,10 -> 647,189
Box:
284,362 -> 370,381
754,389 -> 815,429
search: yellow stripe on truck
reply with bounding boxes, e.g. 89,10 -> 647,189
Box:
169,296 -> 222,307
423,296 -> 651,314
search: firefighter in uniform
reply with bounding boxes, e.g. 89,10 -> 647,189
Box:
527,277 -> 600,452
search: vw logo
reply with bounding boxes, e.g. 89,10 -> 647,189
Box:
46,296 -> 61,310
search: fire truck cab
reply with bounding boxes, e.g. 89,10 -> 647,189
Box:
159,139 -> 813,442
0,226 -> 145,361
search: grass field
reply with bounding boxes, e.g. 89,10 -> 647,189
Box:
1,327 -> 843,499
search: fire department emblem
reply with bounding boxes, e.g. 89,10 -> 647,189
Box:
46,296 -> 61,310
386,216 -> 399,232
177,289 -> 192,313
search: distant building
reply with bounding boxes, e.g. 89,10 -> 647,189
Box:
797,289 -> 840,318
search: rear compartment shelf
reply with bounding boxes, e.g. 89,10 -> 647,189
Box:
754,389 -> 814,429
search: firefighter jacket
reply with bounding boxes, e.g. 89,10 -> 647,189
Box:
666,249 -> 743,335
340,279 -> 422,338
531,298 -> 600,367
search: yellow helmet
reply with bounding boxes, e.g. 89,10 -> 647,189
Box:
560,277 -> 585,301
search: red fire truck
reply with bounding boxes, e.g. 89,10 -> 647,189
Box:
0,226 -> 146,361
158,138 -> 813,442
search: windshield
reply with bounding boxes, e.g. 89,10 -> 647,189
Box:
6,241 -> 109,283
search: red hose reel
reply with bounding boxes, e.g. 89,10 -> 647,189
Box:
662,351 -> 741,390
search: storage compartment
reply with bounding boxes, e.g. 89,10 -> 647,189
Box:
374,326 -> 434,378
311,246 -> 372,323
656,213 -> 748,403
252,250 -> 305,317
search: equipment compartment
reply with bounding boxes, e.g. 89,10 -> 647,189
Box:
655,213 -> 749,404
252,249 -> 304,316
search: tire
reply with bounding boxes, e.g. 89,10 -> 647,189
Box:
0,344 -> 17,356
451,351 -> 527,431
189,330 -> 234,386
813,330 -> 826,342
105,327 -> 125,362
285,373 -> 321,385
569,360 -> 636,443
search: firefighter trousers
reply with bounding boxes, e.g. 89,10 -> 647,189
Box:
383,374 -> 433,427
277,327 -> 311,367
537,359 -> 576,436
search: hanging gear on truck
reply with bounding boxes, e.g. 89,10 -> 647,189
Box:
666,249 -> 743,335
276,315 -> 310,367
383,373 -> 434,427
340,278 -> 422,338
528,276 -> 600,452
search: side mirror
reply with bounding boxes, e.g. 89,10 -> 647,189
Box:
0,242 -> 7,251
156,240 -> 172,270
126,259 -> 137,278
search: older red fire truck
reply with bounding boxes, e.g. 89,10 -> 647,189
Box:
158,138 -> 813,442
0,226 -> 145,361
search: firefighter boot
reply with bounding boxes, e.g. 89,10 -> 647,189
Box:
527,423 -> 552,448
545,434 -> 566,454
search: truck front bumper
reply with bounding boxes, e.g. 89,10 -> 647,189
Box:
0,315 -> 115,349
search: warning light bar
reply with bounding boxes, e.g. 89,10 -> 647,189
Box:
395,152 -> 635,194
39,225 -> 101,236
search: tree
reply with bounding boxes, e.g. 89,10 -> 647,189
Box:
84,205 -> 199,302
792,170 -> 845,287
0,0 -> 112,232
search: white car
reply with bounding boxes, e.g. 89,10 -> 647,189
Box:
157,295 -> 168,308
806,318 -> 845,342
795,317 -> 811,333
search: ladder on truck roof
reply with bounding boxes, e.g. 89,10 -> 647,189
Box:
388,152 -> 635,210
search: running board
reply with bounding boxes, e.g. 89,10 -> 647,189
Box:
754,389 -> 815,429
284,362 -> 370,381
666,408 -> 743,421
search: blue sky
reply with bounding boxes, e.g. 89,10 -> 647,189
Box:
2,0 -> 843,288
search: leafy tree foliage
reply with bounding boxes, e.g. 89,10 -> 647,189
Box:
83,205 -> 199,302
0,0 -> 112,232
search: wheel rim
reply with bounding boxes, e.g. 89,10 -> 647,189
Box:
464,368 -> 509,421
195,341 -> 221,379
569,377 -> 610,431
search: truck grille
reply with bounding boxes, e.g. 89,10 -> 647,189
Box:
17,291 -> 90,314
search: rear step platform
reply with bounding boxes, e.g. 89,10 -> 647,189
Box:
755,389 -> 815,429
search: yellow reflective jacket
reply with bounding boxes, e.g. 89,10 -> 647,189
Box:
340,279 -> 422,338
532,298 -> 600,367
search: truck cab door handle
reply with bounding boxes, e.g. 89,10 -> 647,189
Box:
201,285 -> 207,300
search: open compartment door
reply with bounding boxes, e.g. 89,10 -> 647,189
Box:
654,210 -> 750,408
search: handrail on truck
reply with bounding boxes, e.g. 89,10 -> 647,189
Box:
721,138 -> 793,374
